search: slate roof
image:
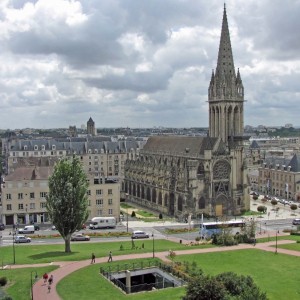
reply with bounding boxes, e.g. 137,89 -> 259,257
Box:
143,136 -> 220,156
250,140 -> 260,149
264,154 -> 300,172
5,166 -> 53,181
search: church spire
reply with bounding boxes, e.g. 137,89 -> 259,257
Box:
216,4 -> 235,78
208,5 -> 245,145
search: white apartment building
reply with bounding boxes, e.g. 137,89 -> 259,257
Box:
1,166 -> 120,226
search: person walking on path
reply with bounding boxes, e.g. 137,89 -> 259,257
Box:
48,274 -> 54,285
48,284 -> 51,293
91,253 -> 96,264
43,273 -> 48,284
108,251 -> 113,262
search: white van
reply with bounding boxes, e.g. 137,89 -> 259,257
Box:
18,225 -> 35,234
131,231 -> 150,239
89,217 -> 116,229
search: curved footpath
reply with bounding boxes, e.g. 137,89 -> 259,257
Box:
6,238 -> 299,300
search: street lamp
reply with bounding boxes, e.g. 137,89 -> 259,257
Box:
275,231 -> 278,254
12,225 -> 16,264
125,193 -> 129,232
30,271 -> 38,300
152,233 -> 155,258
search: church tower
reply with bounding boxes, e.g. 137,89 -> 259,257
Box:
208,4 -> 244,147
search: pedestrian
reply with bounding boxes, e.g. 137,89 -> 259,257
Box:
108,251 -> 113,262
43,273 -> 48,283
91,253 -> 96,264
48,275 -> 53,285
48,284 -> 51,293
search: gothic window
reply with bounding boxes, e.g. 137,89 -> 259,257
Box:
152,189 -> 156,203
147,187 -> 151,201
141,186 -> 145,199
197,163 -> 205,178
137,184 -> 140,198
164,194 -> 168,207
133,184 -> 136,197
158,192 -> 162,205
178,196 -> 183,212
213,160 -> 231,180
198,197 -> 205,209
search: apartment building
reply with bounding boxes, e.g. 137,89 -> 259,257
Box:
1,166 -> 120,226
4,137 -> 144,178
258,154 -> 300,200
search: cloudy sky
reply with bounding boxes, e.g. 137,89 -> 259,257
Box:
0,0 -> 299,130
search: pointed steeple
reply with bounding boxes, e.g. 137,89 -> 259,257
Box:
216,4 -> 235,78
208,5 -> 245,144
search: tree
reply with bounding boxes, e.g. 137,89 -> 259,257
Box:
46,156 -> 89,253
290,204 -> 297,215
257,205 -> 267,214
183,274 -> 227,300
270,199 -> 278,210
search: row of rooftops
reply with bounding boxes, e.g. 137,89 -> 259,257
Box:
7,138 -> 146,155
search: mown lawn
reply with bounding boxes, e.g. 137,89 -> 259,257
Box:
0,266 -> 57,300
277,241 -> 300,252
57,258 -> 186,300
175,249 -> 300,300
0,239 -> 213,265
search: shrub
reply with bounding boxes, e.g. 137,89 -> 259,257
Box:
159,213 -> 163,219
252,195 -> 258,200
0,277 -> 7,286
271,199 -> 278,206
257,205 -> 267,213
290,204 -> 297,211
131,211 -> 136,217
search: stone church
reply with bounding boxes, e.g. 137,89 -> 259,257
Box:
123,6 -> 250,219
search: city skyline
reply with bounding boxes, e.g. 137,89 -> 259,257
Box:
0,0 -> 299,129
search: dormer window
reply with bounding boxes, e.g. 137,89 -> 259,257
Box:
24,145 -> 28,150
52,145 -> 56,150
41,145 -> 45,151
88,149 -> 92,154
34,145 -> 38,151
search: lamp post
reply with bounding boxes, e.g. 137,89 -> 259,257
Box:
30,271 -> 38,300
125,193 -> 129,232
152,233 -> 155,258
12,225 -> 16,264
275,231 -> 278,254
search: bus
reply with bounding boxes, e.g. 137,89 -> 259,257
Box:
199,220 -> 245,238
89,217 -> 116,229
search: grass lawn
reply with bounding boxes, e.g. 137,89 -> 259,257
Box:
256,234 -> 300,243
0,239 -> 213,265
277,241 -> 300,252
0,266 -> 57,300
57,258 -> 186,300
175,249 -> 300,300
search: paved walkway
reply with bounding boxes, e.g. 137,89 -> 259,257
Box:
5,237 -> 298,300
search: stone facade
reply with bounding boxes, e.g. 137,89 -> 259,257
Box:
123,6 -> 250,218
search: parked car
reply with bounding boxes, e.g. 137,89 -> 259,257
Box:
292,219 -> 300,225
0,224 -> 5,231
18,225 -> 35,234
51,225 -> 56,230
15,235 -> 31,243
250,191 -> 259,196
71,233 -> 90,241
131,231 -> 150,239
34,225 -> 40,231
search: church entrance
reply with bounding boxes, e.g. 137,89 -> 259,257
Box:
215,204 -> 223,216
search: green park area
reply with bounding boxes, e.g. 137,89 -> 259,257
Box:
1,237 -> 300,299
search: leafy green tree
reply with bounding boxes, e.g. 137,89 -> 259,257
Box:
46,156 -> 89,252
215,272 -> 267,300
183,274 -> 227,300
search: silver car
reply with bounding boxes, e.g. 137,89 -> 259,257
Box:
15,235 -> 31,243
